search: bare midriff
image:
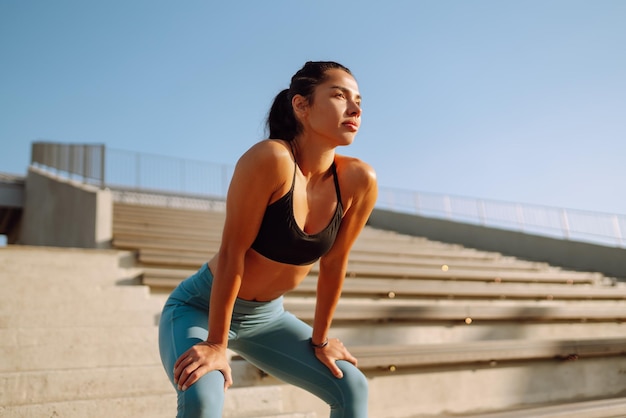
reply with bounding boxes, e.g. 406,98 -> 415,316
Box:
207,248 -> 315,302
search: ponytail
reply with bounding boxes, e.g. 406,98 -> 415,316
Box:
267,89 -> 300,142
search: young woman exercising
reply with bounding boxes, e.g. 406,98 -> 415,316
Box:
159,61 -> 378,417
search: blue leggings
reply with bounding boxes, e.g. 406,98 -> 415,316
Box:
158,263 -> 368,418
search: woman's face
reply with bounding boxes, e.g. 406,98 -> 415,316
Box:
297,68 -> 362,146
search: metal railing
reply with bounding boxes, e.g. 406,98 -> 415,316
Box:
30,142 -> 626,248
105,148 -> 233,198
377,187 -> 626,248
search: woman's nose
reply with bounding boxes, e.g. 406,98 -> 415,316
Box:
348,100 -> 362,117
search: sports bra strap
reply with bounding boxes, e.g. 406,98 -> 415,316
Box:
330,162 -> 342,205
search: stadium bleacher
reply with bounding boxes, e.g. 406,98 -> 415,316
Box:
4,167 -> 626,417
111,200 -> 626,417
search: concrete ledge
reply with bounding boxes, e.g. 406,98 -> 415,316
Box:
0,308 -> 159,329
0,394 -> 177,418
231,337 -> 626,375
456,396 -> 626,418
142,271 -> 622,301
349,337 -> 626,371
294,276 -> 626,300
0,386 -> 318,418
284,298 -> 626,323
368,208 -> 626,280
231,350 -> 626,417
0,365 -> 170,406
19,166 -> 112,249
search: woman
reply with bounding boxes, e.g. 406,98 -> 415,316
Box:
159,61 -> 378,418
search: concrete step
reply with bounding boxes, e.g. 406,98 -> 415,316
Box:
0,385 -> 319,418
0,268 -> 140,288
0,258 -> 141,279
0,357 -> 313,408
137,248 -> 555,276
0,393 -> 177,418
0,365 -> 171,406
1,337 -> 160,372
0,338 -> 283,412
362,356 -> 626,418
0,307 -> 160,329
0,246 -> 134,269
450,396 -> 626,418
0,248 -> 142,287
0,326 -> 159,348
284,296 -> 626,326
328,321 -> 626,347
0,285 -> 156,312
255,414 -> 316,418
241,357 -> 626,417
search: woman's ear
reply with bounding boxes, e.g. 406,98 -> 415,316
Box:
292,94 -> 308,119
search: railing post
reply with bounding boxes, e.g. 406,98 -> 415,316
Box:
413,191 -> 421,215
443,196 -> 452,219
612,215 -> 623,246
221,165 -> 229,197
54,143 -> 60,176
180,159 -> 185,193
135,152 -> 141,189
68,144 -> 74,181
477,200 -> 486,226
560,209 -> 571,240
516,204 -> 525,232
83,144 -> 89,184
61,143 -> 69,178
100,144 -> 106,188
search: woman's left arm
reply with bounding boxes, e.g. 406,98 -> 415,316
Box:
312,158 -> 378,378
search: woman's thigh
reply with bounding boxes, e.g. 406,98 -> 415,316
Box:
159,302 -> 226,418
230,311 -> 368,418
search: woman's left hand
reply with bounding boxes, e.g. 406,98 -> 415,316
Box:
313,338 -> 358,379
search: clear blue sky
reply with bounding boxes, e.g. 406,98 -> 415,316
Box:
1,0 -> 625,214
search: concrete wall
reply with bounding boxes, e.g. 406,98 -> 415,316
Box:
19,166 -> 112,249
368,208 -> 626,281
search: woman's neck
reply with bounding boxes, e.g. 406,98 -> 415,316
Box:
290,137 -> 336,179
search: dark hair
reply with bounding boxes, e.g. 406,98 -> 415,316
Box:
266,61 -> 352,142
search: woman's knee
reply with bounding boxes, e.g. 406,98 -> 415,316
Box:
176,370 -> 225,418
338,361 -> 368,398
329,360 -> 368,415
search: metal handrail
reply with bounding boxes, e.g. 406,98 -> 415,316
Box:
30,142 -> 626,248
104,147 -> 233,198
377,187 -> 626,248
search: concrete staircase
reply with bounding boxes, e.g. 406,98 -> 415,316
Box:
110,201 -> 626,417
0,245 -> 321,418
5,199 -> 626,417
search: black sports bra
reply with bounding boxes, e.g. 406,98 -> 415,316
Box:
250,155 -> 343,266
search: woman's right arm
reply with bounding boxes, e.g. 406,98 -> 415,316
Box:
173,140 -> 290,391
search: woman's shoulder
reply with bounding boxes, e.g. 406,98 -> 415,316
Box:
335,154 -> 377,185
332,154 -> 377,221
237,139 -> 294,172
241,139 -> 293,164
231,140 -> 296,196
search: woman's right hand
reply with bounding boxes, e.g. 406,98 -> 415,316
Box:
173,341 -> 233,391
